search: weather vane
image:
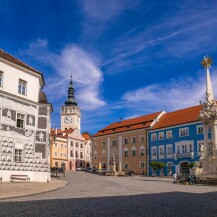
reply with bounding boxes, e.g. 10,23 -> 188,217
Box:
201,56 -> 213,68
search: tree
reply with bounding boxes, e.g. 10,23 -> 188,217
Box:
150,161 -> 166,176
188,162 -> 195,169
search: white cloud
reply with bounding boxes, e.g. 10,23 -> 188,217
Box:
122,70 -> 217,112
81,0 -> 138,22
20,40 -> 106,110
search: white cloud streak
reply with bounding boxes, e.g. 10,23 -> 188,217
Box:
122,69 -> 217,112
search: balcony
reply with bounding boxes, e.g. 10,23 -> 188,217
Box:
174,152 -> 194,158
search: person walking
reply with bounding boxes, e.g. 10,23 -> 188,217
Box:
173,172 -> 177,183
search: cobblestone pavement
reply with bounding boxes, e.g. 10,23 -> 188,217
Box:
1,171 -> 217,217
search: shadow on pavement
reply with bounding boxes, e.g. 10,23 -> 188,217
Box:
0,191 -> 217,217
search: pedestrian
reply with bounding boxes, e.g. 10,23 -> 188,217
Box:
132,169 -> 135,177
192,175 -> 196,185
173,172 -> 177,183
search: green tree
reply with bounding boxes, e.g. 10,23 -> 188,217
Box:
150,161 -> 166,176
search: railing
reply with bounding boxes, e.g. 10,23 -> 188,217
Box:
175,152 -> 194,158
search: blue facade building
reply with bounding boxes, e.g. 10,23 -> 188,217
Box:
148,105 -> 211,176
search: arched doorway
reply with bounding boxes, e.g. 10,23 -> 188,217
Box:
55,161 -> 58,167
61,162 -> 65,169
167,163 -> 172,176
69,161 -> 72,170
180,162 -> 190,175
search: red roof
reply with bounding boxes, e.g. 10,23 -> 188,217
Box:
82,133 -> 90,140
92,111 -> 162,137
0,49 -> 44,81
152,105 -> 201,130
51,128 -> 74,139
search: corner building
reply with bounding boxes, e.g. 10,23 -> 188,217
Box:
92,112 -> 164,175
148,105 -> 208,176
0,49 -> 52,182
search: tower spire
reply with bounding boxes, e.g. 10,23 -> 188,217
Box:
65,76 -> 77,106
201,56 -> 214,102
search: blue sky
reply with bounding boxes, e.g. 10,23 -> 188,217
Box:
1,0 -> 217,134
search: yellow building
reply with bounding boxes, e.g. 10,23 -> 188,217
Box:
50,129 -> 72,170
92,112 -> 164,175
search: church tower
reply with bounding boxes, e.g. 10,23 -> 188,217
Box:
61,76 -> 81,131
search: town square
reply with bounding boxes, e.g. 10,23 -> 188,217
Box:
1,0 -> 217,216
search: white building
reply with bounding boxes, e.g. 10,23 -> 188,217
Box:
0,49 -> 52,182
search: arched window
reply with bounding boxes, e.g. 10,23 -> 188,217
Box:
123,147 -> 128,157
140,145 -> 145,156
102,149 -> 106,158
131,146 -> 136,156
94,150 -> 97,159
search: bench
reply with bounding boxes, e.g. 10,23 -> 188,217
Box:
10,175 -> 30,183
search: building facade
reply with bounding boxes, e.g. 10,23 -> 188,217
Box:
0,49 -> 52,182
148,105 -> 210,176
50,128 -> 72,170
92,112 -> 164,175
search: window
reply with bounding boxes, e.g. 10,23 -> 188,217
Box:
55,152 -> 57,156
182,144 -> 187,153
76,151 -> 78,158
16,113 -> 25,128
65,144 -> 67,148
112,140 -> 117,146
159,146 -> 164,156
123,163 -> 128,169
76,142 -> 79,147
151,133 -> 157,141
152,148 -> 157,156
61,144 -> 63,148
132,150 -> 136,156
102,141 -> 106,147
14,149 -> 23,162
189,144 -> 192,152
166,131 -> 172,139
197,126 -> 203,134
123,138 -> 128,144
18,79 -> 27,95
64,154 -> 66,158
140,136 -> 145,142
124,150 -> 128,157
80,152 -> 83,159
132,137 -> 136,143
0,71 -> 3,87
167,145 -> 172,155
94,142 -> 97,148
179,128 -> 189,137
60,153 -> 63,158
55,143 -> 57,147
70,150 -> 73,157
70,141 -> 73,147
80,143 -> 83,148
102,151 -> 106,158
140,149 -> 145,156
158,132 -> 164,140
140,161 -> 145,168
